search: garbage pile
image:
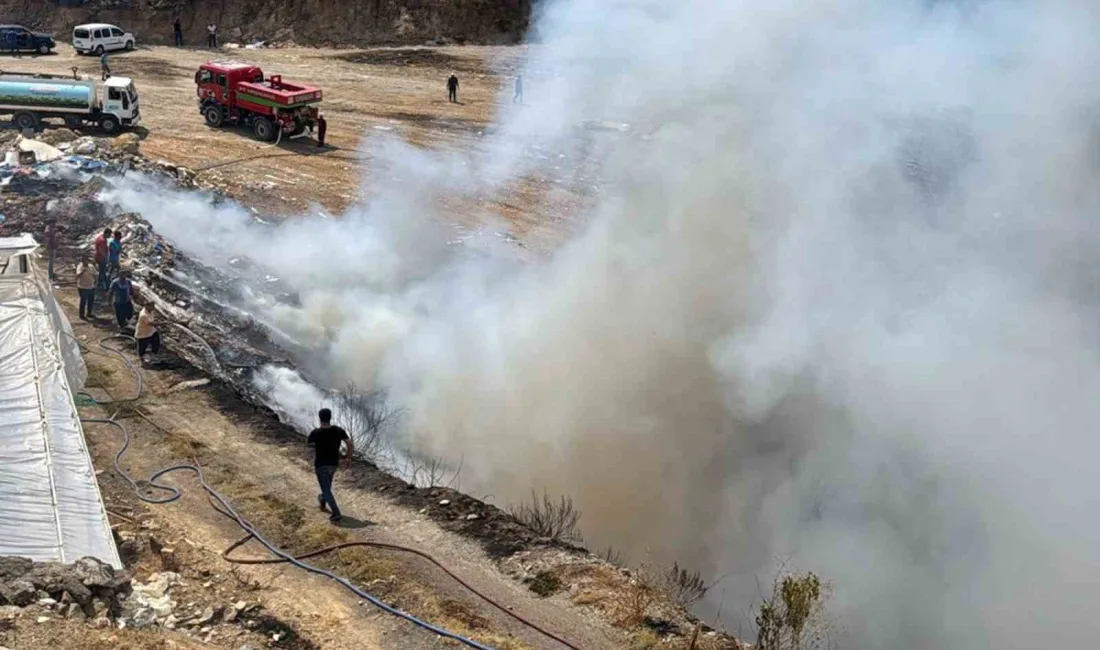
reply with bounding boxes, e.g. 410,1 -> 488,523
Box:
0,129 -> 297,405
104,208 -> 299,390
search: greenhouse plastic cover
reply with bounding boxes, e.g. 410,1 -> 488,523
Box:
0,238 -> 120,568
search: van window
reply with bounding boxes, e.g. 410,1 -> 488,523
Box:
74,29 -> 89,38
94,29 -> 105,38
111,28 -> 124,37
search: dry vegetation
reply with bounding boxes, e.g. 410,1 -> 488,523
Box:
509,490 -> 583,542
755,570 -> 834,650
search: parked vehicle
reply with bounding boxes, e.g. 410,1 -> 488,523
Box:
0,25 -> 55,55
195,61 -> 321,141
72,23 -> 135,55
0,70 -> 140,133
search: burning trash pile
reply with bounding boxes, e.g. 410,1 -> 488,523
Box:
0,129 -> 300,404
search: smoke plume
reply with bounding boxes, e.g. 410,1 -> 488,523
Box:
104,0 -> 1100,646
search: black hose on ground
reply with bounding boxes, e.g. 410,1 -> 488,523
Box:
76,331 -> 582,650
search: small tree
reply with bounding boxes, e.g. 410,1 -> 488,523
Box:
509,490 -> 583,542
755,570 -> 832,650
659,561 -> 710,608
331,383 -> 401,464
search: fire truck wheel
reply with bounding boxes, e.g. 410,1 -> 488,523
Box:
99,115 -> 120,135
252,117 -> 276,142
12,112 -> 39,132
204,105 -> 224,127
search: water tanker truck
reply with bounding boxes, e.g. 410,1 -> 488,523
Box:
0,69 -> 139,134
196,61 -> 321,142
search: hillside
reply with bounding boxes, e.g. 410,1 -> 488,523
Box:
2,0 -> 532,47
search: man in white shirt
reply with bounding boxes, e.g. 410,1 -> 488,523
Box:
134,304 -> 161,362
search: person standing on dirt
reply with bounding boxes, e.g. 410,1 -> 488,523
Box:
93,227 -> 111,290
43,219 -> 59,280
134,303 -> 160,362
447,73 -> 459,103
108,270 -> 134,331
513,74 -> 523,104
173,18 -> 183,47
207,24 -> 218,49
316,114 -> 327,148
100,50 -> 110,80
76,254 -> 97,320
107,229 -> 123,279
307,408 -> 354,523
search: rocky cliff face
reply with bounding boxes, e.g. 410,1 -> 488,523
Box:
4,0 -> 531,47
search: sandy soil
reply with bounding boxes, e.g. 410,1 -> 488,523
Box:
1,43 -> 585,251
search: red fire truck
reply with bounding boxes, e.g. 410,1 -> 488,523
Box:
195,61 -> 322,141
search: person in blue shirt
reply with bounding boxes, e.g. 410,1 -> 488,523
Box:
108,270 -> 133,330
100,51 -> 110,80
107,230 -> 122,279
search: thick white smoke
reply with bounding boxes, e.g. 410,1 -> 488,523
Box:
104,0 -> 1100,646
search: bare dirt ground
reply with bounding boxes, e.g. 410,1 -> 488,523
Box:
1,43 -> 586,251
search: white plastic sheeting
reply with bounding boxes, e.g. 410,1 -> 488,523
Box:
0,237 -> 120,568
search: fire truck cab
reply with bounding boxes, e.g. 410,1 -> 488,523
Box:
195,61 -> 322,142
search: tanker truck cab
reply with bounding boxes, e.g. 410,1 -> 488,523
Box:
101,77 -> 139,132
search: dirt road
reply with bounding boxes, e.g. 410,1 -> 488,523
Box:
2,43 -> 584,250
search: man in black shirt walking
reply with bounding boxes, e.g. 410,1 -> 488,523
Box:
447,73 -> 459,103
307,408 -> 355,522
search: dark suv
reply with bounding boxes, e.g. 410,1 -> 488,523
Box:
0,25 -> 55,55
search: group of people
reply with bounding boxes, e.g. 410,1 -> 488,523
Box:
170,18 -> 218,48
71,227 -> 160,362
446,73 -> 524,104
51,224 -> 355,522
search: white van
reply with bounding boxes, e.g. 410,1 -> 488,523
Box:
72,23 -> 135,55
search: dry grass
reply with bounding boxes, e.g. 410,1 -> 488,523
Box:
571,589 -> 607,606
163,429 -> 210,459
439,599 -> 490,630
509,490 -> 583,542
406,585 -> 534,650
631,629 -> 662,650
612,578 -> 658,629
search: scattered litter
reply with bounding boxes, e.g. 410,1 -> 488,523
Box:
372,125 -> 394,131
167,378 -> 211,393
439,499 -> 451,506
19,139 -> 64,163
63,155 -> 108,173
